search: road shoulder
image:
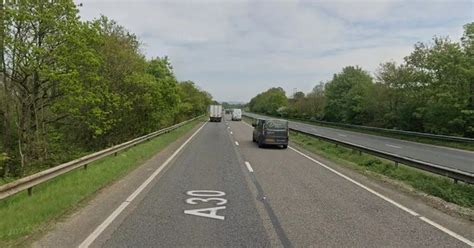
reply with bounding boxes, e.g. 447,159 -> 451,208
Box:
32,121 -> 205,248
287,141 -> 474,242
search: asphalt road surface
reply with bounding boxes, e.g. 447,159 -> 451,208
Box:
243,112 -> 474,175
38,116 -> 473,247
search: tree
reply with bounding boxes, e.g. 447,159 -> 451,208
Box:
404,36 -> 471,135
177,80 -> 212,121
248,87 -> 288,115
324,66 -> 374,124
2,1 -> 85,172
306,83 -> 326,120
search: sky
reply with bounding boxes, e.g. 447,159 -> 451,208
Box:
75,0 -> 473,103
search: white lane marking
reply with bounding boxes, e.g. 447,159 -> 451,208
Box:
288,146 -> 473,246
235,141 -> 239,146
288,147 -> 419,216
227,126 -> 230,129
245,161 -> 254,172
420,217 -> 474,247
385,144 -> 402,149
184,206 -> 226,220
230,131 -> 233,135
338,134 -> 347,137
79,122 -> 207,248
184,190 -> 227,220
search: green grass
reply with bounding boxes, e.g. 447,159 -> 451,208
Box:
248,113 -> 474,151
0,119 -> 203,246
290,131 -> 474,209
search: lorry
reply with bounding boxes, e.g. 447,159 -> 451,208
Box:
209,105 -> 223,122
231,108 -> 242,121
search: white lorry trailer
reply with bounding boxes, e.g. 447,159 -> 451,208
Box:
209,105 -> 223,122
231,108 -> 242,121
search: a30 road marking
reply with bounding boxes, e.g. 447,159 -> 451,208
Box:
385,144 -> 402,149
184,190 -> 227,220
79,122 -> 207,248
288,146 -> 473,247
235,141 -> 239,146
245,161 -> 254,172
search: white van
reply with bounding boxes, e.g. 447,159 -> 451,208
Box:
231,109 -> 242,121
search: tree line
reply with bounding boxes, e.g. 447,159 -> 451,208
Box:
0,1 -> 212,178
249,23 -> 474,138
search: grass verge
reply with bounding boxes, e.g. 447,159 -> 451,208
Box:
290,130 -> 474,210
0,118 -> 203,246
247,113 -> 474,151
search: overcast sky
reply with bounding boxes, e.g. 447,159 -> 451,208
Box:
76,0 -> 473,102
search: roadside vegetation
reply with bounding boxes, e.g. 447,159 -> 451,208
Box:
0,118 -> 202,246
290,130 -> 474,210
0,2 -> 213,181
248,23 -> 474,141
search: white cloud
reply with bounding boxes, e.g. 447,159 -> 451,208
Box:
75,0 -> 472,102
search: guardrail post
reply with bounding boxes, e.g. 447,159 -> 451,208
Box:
395,161 -> 398,168
358,150 -> 362,156
27,187 -> 33,196
84,164 -> 88,170
114,152 -> 117,156
454,179 -> 458,184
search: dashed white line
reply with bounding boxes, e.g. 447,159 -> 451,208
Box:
288,146 -> 473,247
79,122 -> 207,248
338,134 -> 347,137
245,161 -> 254,172
385,144 -> 402,149
230,131 -> 233,135
235,141 -> 239,146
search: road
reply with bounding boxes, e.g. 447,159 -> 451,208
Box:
36,115 -> 473,248
243,112 -> 474,175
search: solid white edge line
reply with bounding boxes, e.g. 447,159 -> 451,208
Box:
78,122 -> 207,248
235,141 -> 239,146
288,146 -> 474,246
288,147 -> 419,216
244,114 -> 473,246
245,161 -> 254,172
419,217 -> 474,247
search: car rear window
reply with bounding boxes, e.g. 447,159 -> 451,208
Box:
265,120 -> 288,129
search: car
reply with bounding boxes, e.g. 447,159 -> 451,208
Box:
252,118 -> 288,148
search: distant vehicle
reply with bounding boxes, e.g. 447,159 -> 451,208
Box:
252,118 -> 288,148
209,105 -> 223,122
231,109 -> 242,121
